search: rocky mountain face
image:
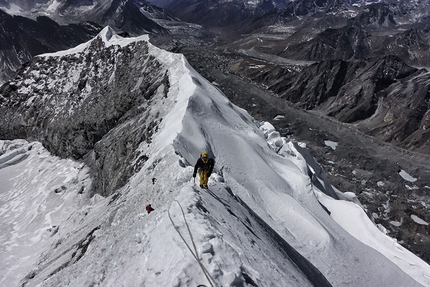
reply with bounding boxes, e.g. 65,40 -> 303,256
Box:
0,27 -> 169,197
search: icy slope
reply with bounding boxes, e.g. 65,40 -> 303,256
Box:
0,27 -> 429,287
0,140 -> 92,286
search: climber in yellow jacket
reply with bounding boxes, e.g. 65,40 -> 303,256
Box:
193,151 -> 215,189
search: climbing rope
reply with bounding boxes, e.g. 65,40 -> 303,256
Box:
168,200 -> 218,287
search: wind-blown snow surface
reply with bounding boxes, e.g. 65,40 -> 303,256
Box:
1,29 -> 430,287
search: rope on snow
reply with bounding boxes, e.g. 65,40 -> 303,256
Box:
168,200 -> 218,287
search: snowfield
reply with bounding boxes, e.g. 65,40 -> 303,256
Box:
1,27 -> 430,287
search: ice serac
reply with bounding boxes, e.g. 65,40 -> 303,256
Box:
0,27 -> 429,287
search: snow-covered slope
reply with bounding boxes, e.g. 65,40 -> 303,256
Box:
1,28 -> 430,287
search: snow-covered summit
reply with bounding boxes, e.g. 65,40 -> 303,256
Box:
1,28 -> 430,287
40,26 -> 149,58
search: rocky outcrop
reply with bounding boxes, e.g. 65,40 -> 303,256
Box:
0,28 -> 170,196
279,0 -> 343,18
350,2 -> 397,28
388,23 -> 430,68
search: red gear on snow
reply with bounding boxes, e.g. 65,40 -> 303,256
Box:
146,204 -> 154,214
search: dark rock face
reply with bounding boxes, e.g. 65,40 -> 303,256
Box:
278,26 -> 372,61
388,23 -> 430,68
276,0 -> 427,26
279,0 -> 336,18
351,2 -> 397,28
0,29 -> 169,196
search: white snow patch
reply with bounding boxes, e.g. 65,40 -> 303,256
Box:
406,184 -> 420,190
0,4 -> 24,16
398,169 -> 417,182
390,220 -> 402,227
411,215 -> 429,226
377,181 -> 385,187
324,140 -> 338,150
